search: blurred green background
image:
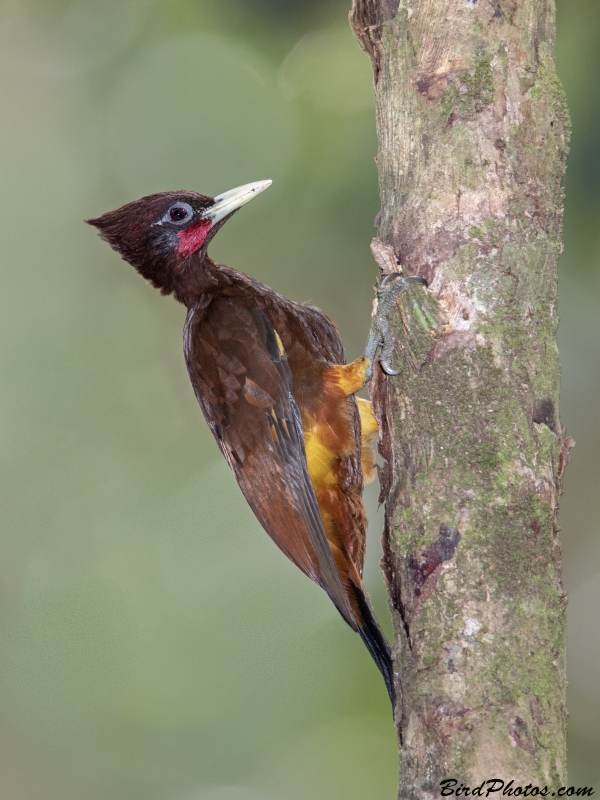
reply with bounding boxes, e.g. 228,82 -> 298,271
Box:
0,0 -> 597,796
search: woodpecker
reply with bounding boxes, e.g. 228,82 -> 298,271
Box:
88,181 -> 397,704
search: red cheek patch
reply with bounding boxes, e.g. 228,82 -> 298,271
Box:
176,219 -> 212,259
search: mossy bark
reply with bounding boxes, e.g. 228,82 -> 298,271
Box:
351,0 -> 571,795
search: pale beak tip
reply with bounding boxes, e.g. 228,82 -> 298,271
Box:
208,180 -> 273,224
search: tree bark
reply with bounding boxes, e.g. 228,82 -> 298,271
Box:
350,0 -> 571,795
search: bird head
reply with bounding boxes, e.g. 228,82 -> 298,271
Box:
86,180 -> 272,297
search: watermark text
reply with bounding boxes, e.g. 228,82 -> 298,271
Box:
440,779 -> 595,798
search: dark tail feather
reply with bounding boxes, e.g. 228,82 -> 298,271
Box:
352,585 -> 396,707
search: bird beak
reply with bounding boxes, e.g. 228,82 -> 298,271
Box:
205,180 -> 272,226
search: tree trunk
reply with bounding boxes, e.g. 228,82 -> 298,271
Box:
350,0 -> 571,795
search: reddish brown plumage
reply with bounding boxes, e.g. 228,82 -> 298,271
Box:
87,186 -> 395,703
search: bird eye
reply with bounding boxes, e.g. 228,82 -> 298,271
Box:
163,202 -> 193,225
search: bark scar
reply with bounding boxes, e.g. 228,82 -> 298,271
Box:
370,236 -> 401,274
509,715 -> 536,756
558,436 -> 575,478
409,526 -> 461,598
424,330 -> 476,365
350,0 -> 400,80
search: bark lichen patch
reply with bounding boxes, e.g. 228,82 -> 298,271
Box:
440,55 -> 495,122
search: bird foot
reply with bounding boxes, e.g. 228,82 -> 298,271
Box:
365,273 -> 430,380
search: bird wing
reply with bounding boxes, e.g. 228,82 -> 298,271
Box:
183,296 -> 356,627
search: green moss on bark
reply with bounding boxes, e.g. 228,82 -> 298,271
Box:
440,54 -> 495,121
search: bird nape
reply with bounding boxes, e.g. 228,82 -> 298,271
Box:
87,180 -> 396,706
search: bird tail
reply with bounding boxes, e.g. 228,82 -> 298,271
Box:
351,584 -> 396,707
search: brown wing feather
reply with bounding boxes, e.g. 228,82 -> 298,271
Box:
204,266 -> 367,583
184,296 -> 356,627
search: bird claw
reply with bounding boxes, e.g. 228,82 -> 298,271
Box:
365,272 -> 429,380
379,272 -> 401,289
380,360 -> 402,376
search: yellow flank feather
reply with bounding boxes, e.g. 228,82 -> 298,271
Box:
356,396 -> 378,436
303,425 -> 341,547
356,397 -> 378,484
299,358 -> 379,555
304,428 -> 337,488
302,360 -> 379,500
